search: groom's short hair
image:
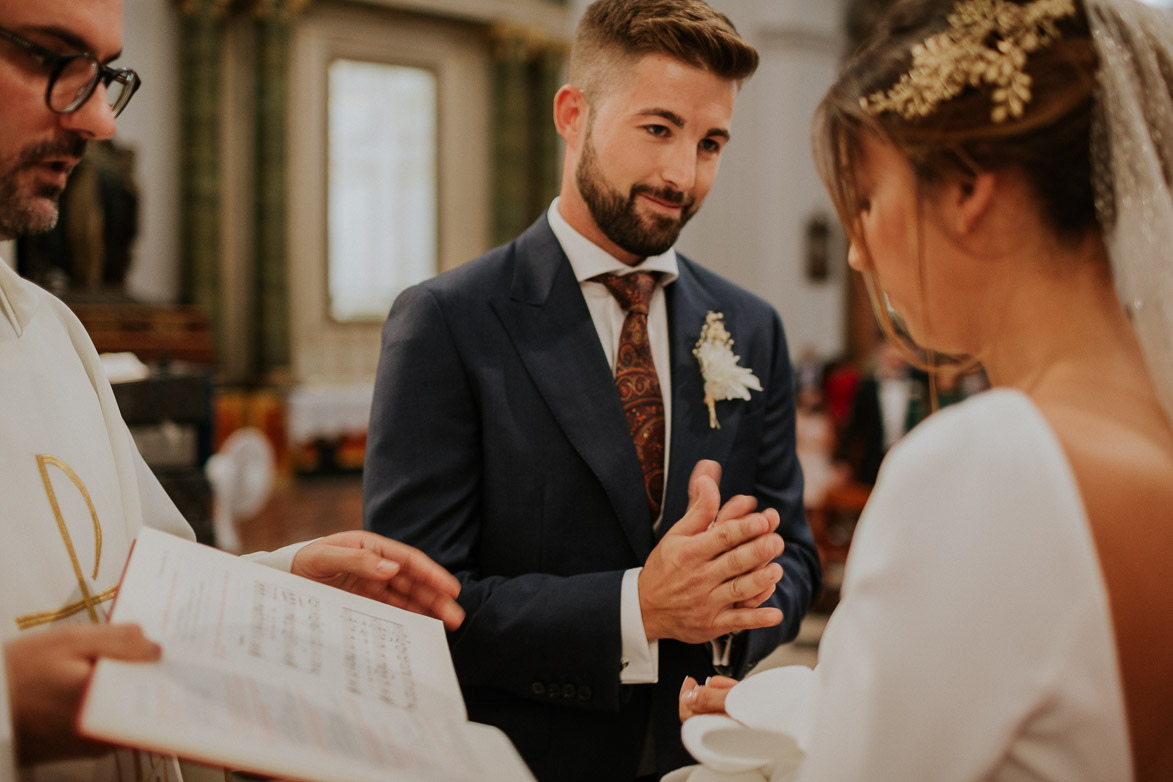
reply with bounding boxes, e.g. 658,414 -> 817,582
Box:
568,0 -> 759,105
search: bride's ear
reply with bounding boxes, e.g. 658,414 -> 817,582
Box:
953,171 -> 996,236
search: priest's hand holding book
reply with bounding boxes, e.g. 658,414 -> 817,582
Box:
2,530 -> 464,768
4,624 -> 162,765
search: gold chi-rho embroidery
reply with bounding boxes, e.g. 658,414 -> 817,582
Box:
15,455 -> 116,630
15,455 -> 172,781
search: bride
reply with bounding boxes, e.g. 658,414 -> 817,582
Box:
678,0 -> 1173,779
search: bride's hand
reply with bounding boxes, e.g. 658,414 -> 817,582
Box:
679,675 -> 739,721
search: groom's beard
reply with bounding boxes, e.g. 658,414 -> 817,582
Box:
575,131 -> 697,259
0,134 -> 88,240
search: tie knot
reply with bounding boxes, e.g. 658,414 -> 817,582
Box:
594,272 -> 659,314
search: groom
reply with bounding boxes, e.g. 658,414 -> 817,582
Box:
363,1 -> 820,779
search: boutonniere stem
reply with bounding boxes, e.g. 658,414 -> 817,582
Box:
692,311 -> 762,429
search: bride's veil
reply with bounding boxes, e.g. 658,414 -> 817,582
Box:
1088,0 -> 1173,426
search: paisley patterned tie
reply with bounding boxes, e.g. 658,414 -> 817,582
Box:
594,272 -> 665,522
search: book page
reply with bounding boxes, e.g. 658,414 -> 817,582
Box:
79,528 -> 534,782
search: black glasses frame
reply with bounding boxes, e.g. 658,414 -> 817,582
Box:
0,24 -> 140,117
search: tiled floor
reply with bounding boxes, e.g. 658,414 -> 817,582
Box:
237,473 -> 365,555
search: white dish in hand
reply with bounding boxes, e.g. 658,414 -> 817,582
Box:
724,665 -> 817,751
681,714 -> 798,774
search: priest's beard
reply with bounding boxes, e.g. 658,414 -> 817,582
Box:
0,135 -> 87,239
575,129 -> 697,259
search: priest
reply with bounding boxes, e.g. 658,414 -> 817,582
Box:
0,0 -> 463,778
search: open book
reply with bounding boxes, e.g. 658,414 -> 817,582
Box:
79,527 -> 535,782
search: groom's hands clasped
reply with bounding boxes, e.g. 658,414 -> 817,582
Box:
637,460 -> 785,644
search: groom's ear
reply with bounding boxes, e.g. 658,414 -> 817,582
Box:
953,171 -> 997,236
554,84 -> 588,150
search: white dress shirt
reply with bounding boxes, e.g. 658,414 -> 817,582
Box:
878,375 -> 913,450
546,199 -> 678,684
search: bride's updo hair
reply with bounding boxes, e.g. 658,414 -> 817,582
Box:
814,0 -> 1099,244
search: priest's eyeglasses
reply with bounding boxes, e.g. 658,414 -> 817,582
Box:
0,25 -> 140,118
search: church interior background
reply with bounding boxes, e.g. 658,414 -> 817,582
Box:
0,0 -> 972,667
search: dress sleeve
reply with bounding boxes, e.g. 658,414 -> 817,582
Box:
796,396 -> 1089,781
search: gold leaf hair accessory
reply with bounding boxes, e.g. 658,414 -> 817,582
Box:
861,0 -> 1077,123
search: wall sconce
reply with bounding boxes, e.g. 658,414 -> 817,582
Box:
805,213 -> 831,283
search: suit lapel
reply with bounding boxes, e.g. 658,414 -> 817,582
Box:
661,259 -> 743,531
490,219 -> 654,558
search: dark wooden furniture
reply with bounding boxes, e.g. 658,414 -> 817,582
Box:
807,482 -> 872,611
111,370 -> 216,547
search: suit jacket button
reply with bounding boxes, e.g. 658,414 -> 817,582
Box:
562,684 -> 577,700
577,686 -> 592,701
532,682 -> 545,696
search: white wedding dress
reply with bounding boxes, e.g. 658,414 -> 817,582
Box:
678,389 -> 1132,781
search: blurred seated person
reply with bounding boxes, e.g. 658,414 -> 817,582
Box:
794,384 -> 838,507
792,344 -> 826,395
820,355 -> 860,433
834,340 -> 929,485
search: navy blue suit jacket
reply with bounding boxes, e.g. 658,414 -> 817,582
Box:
363,217 -> 820,781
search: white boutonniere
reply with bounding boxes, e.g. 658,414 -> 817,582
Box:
692,311 -> 762,429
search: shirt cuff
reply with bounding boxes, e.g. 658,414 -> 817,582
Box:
619,567 -> 658,683
244,538 -> 316,572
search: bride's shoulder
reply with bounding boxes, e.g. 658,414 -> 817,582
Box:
911,387 -> 1038,432
851,389 -> 1081,572
870,388 -> 1067,506
884,388 -> 1055,471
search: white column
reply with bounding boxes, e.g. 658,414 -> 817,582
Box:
116,0 -> 182,304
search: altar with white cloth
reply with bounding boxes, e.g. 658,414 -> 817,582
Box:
286,382 -> 375,473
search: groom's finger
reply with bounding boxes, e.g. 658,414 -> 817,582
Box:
693,510 -> 776,562
687,460 -> 722,506
669,472 -> 722,537
712,494 -> 758,527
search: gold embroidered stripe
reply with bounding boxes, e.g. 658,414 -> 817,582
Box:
15,585 -> 118,630
36,453 -> 106,623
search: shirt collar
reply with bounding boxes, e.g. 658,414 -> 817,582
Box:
546,198 -> 679,285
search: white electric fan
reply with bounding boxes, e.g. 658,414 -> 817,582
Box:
205,427 -> 275,553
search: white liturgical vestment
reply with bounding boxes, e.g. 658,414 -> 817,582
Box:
0,259 -> 299,782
